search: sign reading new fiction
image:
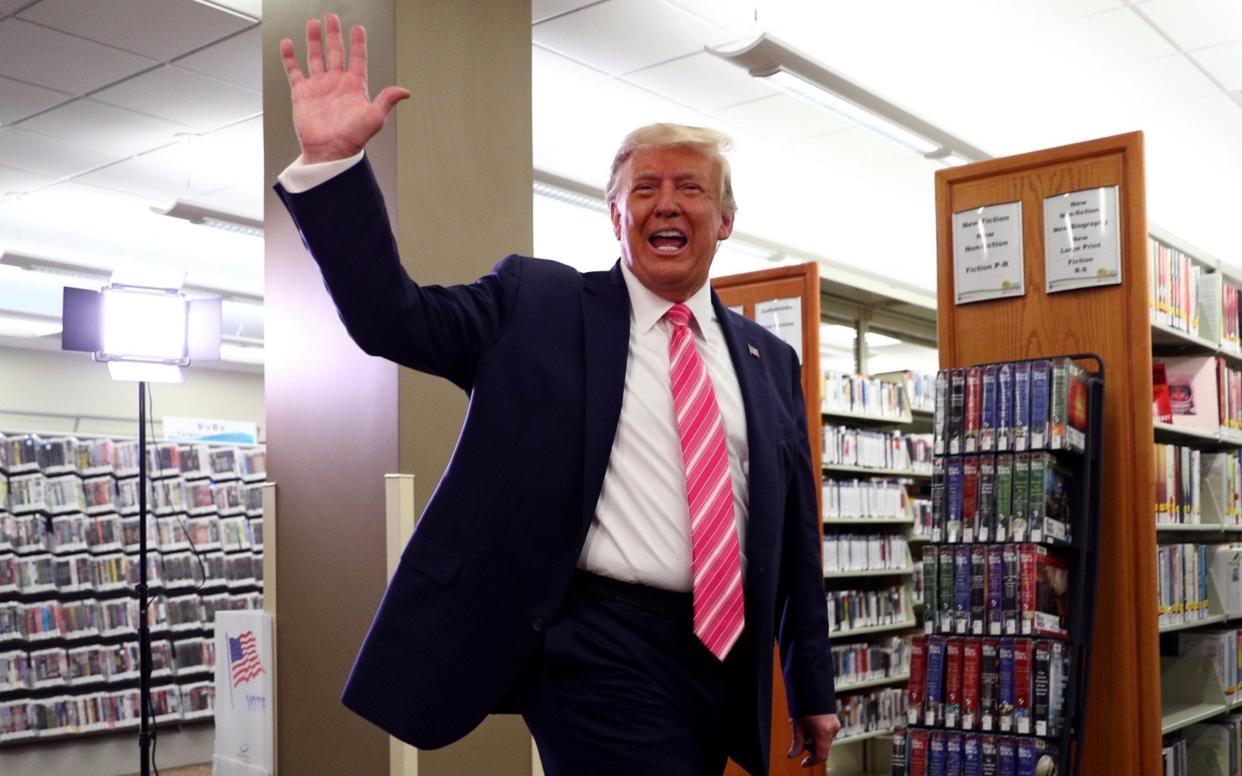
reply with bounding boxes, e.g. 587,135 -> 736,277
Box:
952,202 -> 1026,305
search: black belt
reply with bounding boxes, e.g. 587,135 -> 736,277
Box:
572,570 -> 694,620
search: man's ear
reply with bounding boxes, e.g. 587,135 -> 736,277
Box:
717,210 -> 735,241
610,200 -> 622,240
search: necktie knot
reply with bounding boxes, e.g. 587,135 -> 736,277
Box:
665,303 -> 693,330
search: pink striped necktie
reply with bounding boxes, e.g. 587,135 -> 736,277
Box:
665,303 -> 745,661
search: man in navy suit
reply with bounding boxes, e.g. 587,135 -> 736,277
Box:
276,14 -> 839,775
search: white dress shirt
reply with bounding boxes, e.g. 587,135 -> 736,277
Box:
278,152 -> 751,593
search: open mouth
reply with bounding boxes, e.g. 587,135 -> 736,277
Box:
649,229 -> 688,253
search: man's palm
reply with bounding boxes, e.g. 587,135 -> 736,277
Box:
281,15 -> 409,164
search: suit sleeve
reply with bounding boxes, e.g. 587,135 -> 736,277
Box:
777,351 -> 837,718
274,156 -> 518,392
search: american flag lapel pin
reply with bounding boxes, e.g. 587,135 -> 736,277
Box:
748,344 -> 760,359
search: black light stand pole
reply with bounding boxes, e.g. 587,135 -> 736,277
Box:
138,380 -> 152,776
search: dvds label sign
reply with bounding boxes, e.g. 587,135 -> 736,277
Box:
952,201 -> 1025,305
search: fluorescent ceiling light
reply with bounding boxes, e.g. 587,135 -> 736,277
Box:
766,70 -> 937,155
820,323 -> 902,349
533,181 -> 608,213
708,34 -> 988,164
152,200 -> 264,237
0,312 -> 62,338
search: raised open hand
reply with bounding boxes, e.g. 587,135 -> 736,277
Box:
280,13 -> 410,164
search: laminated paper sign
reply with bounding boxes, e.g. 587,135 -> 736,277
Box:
952,202 -> 1025,305
755,296 -> 803,363
214,610 -> 274,776
1043,186 -> 1121,293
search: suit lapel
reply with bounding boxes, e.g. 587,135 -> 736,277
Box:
580,262 -> 632,539
711,291 -> 778,577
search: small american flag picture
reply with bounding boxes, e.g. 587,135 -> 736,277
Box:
228,630 -> 264,688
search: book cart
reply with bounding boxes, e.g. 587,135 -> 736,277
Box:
892,355 -> 1104,776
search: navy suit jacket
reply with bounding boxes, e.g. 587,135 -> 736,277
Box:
275,158 -> 835,774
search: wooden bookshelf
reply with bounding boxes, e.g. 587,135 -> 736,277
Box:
935,132 -> 1157,774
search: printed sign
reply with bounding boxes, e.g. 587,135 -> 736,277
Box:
164,416 -> 258,445
952,202 -> 1025,305
1043,186 -> 1121,293
755,297 -> 803,362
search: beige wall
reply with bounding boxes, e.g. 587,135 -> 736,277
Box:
0,344 -> 264,439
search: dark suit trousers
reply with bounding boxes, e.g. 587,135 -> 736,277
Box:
521,572 -> 752,776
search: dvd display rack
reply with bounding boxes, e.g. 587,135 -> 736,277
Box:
0,432 -> 266,745
822,370 -> 934,745
890,356 -> 1104,776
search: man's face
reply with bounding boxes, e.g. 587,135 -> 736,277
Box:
610,145 -> 734,302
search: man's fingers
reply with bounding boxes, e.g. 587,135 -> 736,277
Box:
325,13 -> 344,71
374,86 -> 411,116
348,24 -> 368,77
786,721 -> 806,758
279,38 -> 304,87
306,18 -> 324,75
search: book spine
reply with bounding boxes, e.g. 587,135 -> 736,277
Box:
926,636 -> 947,725
948,457 -> 964,543
936,370 -> 950,456
1048,641 -> 1065,737
971,546 -> 987,636
892,730 -> 909,776
945,636 -> 963,728
994,454 -> 1013,542
1002,545 -> 1021,634
1029,360 -> 1051,449
1012,454 -> 1031,542
987,545 -> 1005,636
998,639 -> 1015,732
964,735 -> 981,776
950,369 -> 967,455
1034,547 -> 1069,639
910,635 -> 928,723
1020,544 -> 1037,635
979,455 -> 996,543
962,638 -> 981,731
940,547 -> 957,633
930,732 -> 947,776
998,736 -> 1016,776
982,365 -> 999,452
1017,738 -> 1038,776
980,639 -> 1000,732
1013,638 -> 1033,735
966,367 -> 983,453
1013,363 -> 1031,452
947,732 -> 964,776
911,729 -> 930,776
963,456 -> 980,543
997,364 -> 1014,452
981,736 -> 999,776
923,546 -> 940,634
933,457 -> 947,542
955,548 -> 972,634
1033,640 -> 1051,737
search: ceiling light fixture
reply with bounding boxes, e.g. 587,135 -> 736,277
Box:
708,34 -> 988,164
0,251 -> 263,305
152,200 -> 264,237
0,312 -> 63,338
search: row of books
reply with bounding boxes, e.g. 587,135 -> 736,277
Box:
922,544 -> 1070,640
823,479 -> 910,521
0,513 -> 263,557
1225,280 -> 1242,354
823,534 -> 910,574
827,585 -> 909,634
1221,360 -> 1242,435
934,360 -> 1089,457
833,635 -> 911,690
891,730 -> 1059,776
929,453 -> 1074,546
1,637 -> 217,692
908,636 -> 1070,738
1158,544 -> 1212,629
0,591 -> 263,643
4,471 -> 264,517
1,434 -> 264,482
899,371 -> 937,414
823,372 -> 910,419
837,687 -> 906,740
1156,444 -> 1203,526
1150,237 -> 1204,337
0,549 -> 263,597
823,427 -> 934,472
0,683 -> 214,741
1162,716 -> 1242,776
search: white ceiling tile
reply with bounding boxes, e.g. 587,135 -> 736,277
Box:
532,0 -> 735,76
174,26 -> 261,91
1193,41 -> 1242,90
0,164 -> 54,194
92,66 -> 260,131
791,127 -> 919,172
207,0 -> 260,20
0,76 -> 70,126
216,115 -> 263,144
188,182 -> 263,221
623,51 -> 777,112
0,128 -> 123,177
0,0 -> 32,15
662,0 -> 784,36
1140,92 -> 1242,144
0,18 -> 154,94
1139,0 -> 1242,52
532,44 -> 609,99
19,99 -> 192,155
18,0 -> 254,60
1025,7 -> 1177,69
714,93 -> 853,143
533,0 -> 603,24
76,133 -> 260,203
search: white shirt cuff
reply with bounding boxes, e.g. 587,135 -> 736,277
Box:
277,150 -> 366,194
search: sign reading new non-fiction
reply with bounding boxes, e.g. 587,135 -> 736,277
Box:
952,202 -> 1025,305
1043,186 -> 1121,293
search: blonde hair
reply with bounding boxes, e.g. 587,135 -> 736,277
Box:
605,123 -> 737,218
